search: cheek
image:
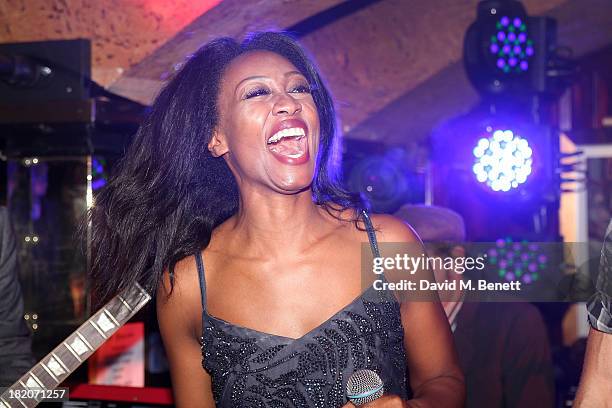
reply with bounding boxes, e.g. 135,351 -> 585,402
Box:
306,106 -> 321,147
225,107 -> 267,151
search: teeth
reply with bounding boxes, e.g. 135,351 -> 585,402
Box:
267,127 -> 306,144
285,152 -> 304,158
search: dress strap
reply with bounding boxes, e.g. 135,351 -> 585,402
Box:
195,251 -> 207,313
361,209 -> 381,258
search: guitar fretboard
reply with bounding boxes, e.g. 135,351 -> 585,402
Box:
0,283 -> 151,408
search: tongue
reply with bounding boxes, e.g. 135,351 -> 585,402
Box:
268,137 -> 305,157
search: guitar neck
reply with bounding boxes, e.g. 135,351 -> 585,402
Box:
1,283 -> 151,408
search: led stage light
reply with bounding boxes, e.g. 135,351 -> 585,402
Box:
472,128 -> 533,192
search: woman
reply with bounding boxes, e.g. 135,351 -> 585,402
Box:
89,31 -> 464,407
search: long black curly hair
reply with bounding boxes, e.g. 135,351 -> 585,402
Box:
87,31 -> 365,305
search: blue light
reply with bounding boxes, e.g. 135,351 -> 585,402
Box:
472,129 -> 533,192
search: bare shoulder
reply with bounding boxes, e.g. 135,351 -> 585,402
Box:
368,213 -> 422,244
367,214 -> 433,302
156,253 -> 203,338
158,254 -> 200,297
156,252 -> 215,406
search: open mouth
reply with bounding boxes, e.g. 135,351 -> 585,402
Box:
266,126 -> 309,163
267,127 -> 307,158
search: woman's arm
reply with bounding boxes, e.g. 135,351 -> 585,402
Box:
156,265 -> 216,407
400,302 -> 465,407
366,214 -> 465,408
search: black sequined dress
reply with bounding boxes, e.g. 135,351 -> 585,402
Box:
196,210 -> 408,407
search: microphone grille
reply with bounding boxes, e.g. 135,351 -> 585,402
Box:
346,369 -> 384,406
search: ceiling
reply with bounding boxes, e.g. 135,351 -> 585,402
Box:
2,0 -> 611,146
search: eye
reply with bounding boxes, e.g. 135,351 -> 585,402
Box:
244,87 -> 270,99
289,84 -> 312,94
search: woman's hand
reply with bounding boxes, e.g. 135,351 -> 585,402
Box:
341,395 -> 414,407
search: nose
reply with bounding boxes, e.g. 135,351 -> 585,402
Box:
272,92 -> 302,116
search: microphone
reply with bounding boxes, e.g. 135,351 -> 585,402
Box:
346,369 -> 384,406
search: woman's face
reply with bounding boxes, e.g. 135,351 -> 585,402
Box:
210,50 -> 321,195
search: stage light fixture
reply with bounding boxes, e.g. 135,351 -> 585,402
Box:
472,128 -> 533,192
485,237 -> 548,284
463,0 -> 559,96
488,15 -> 534,74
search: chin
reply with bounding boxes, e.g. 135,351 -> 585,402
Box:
271,174 -> 314,195
266,160 -> 316,191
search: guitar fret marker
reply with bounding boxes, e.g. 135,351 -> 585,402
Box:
16,384 -> 28,406
64,342 -> 82,362
49,354 -> 68,375
1,398 -> 10,408
97,311 -> 116,332
24,377 -> 42,403
25,373 -> 43,389
28,374 -> 45,401
76,332 -> 93,350
103,308 -> 121,326
90,320 -> 107,338
41,362 -> 59,382
70,336 -> 89,355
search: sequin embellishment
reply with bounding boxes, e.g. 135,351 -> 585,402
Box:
200,287 -> 408,407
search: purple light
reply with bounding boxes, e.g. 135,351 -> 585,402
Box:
490,43 -> 500,53
500,260 -> 508,268
528,243 -> 539,251
92,179 -> 107,190
497,31 -> 506,41
506,272 -> 516,281
496,239 -> 506,248
497,59 -> 505,68
520,61 -> 528,71
501,16 -> 510,26
523,275 -> 532,284
513,17 -> 522,27
518,33 -> 527,43
503,44 -> 511,54
526,46 -> 534,56
508,32 -> 517,42
513,45 -> 522,54
538,254 -> 548,264
528,263 -> 538,272
520,253 -> 529,261
488,249 -> 498,257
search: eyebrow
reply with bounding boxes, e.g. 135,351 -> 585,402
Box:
234,70 -> 305,93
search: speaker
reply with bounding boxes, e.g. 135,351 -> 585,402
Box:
0,39 -> 91,103
341,138 -> 425,213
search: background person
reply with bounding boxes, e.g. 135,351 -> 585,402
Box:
395,204 -> 555,408
0,206 -> 35,386
574,219 -> 612,407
